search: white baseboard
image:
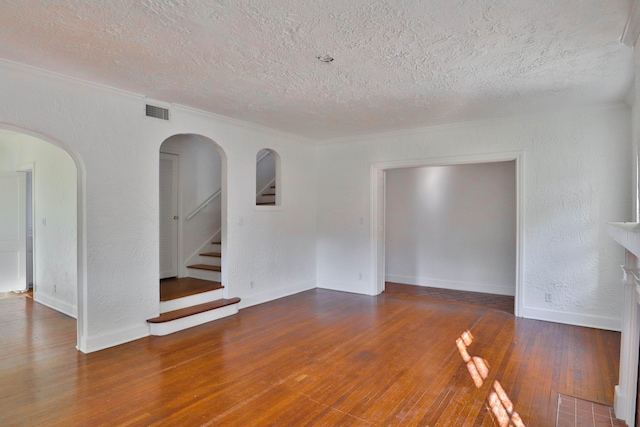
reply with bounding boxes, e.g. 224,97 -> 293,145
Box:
385,275 -> 515,296
239,280 -> 316,309
33,292 -> 77,318
78,323 -> 150,354
317,279 -> 374,295
519,306 -> 621,332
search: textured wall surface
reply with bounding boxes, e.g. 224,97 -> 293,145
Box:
385,162 -> 516,295
0,60 -> 317,352
316,105 -> 632,330
0,130 -> 77,316
0,0 -> 633,139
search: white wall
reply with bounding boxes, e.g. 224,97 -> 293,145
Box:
385,162 -> 516,296
0,129 -> 77,317
316,105 -> 632,330
0,59 -> 317,352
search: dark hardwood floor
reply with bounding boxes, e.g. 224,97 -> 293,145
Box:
0,285 -> 621,426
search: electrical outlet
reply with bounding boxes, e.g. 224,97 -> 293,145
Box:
545,293 -> 552,302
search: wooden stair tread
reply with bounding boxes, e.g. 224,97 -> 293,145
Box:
256,202 -> 276,206
211,241 -> 221,244
147,298 -> 241,323
200,252 -> 221,258
160,277 -> 223,302
261,193 -> 276,196
187,264 -> 221,272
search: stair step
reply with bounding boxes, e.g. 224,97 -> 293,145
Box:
211,241 -> 221,245
148,298 -> 241,323
160,277 -> 222,302
187,264 -> 221,272
257,202 -> 276,206
262,193 -> 276,196
200,252 -> 221,258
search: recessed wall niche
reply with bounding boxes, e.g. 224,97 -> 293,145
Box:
255,148 -> 280,206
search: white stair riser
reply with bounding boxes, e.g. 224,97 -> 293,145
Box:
200,256 -> 221,266
160,288 -> 224,313
188,268 -> 221,282
149,303 -> 239,336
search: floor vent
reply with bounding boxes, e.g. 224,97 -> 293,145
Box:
145,104 -> 170,121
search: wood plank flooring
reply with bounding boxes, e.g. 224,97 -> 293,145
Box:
0,286 -> 620,426
160,277 -> 222,301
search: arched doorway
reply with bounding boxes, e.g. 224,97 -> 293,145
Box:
158,134 -> 229,310
0,125 -> 83,348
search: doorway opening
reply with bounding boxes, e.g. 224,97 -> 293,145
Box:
158,134 -> 228,299
0,126 -> 82,347
371,152 -> 524,316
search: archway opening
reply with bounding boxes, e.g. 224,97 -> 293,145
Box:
0,126 -> 80,343
158,134 -> 228,303
255,148 -> 281,206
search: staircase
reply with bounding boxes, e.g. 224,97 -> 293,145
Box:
256,184 -> 276,206
148,241 -> 240,336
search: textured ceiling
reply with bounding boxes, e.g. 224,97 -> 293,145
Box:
0,0 -> 634,140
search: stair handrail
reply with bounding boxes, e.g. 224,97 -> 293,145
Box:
186,189 -> 221,221
256,149 -> 271,164
256,177 -> 276,198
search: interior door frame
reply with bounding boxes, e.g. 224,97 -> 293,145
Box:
0,171 -> 26,292
370,151 -> 524,317
159,152 -> 180,279
17,162 -> 34,291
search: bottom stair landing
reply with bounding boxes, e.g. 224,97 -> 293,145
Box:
148,277 -> 240,336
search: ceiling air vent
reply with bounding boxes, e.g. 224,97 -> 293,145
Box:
145,104 -> 170,121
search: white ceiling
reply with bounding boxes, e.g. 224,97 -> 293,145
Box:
0,0 -> 634,140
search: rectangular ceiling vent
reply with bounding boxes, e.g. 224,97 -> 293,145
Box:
145,104 -> 170,121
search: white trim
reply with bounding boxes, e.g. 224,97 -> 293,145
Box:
33,293 -> 77,319
79,324 -> 150,354
239,280 -> 316,309
171,103 -> 315,144
159,152 -> 180,279
370,151 -> 524,316
17,162 -> 35,292
385,275 -> 515,296
0,58 -> 142,100
519,306 -> 621,332
314,103 -> 628,146
317,279 -> 374,296
149,304 -> 239,336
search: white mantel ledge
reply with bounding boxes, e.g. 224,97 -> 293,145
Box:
607,222 -> 640,258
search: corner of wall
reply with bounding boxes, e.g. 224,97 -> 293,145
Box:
78,323 -> 150,354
